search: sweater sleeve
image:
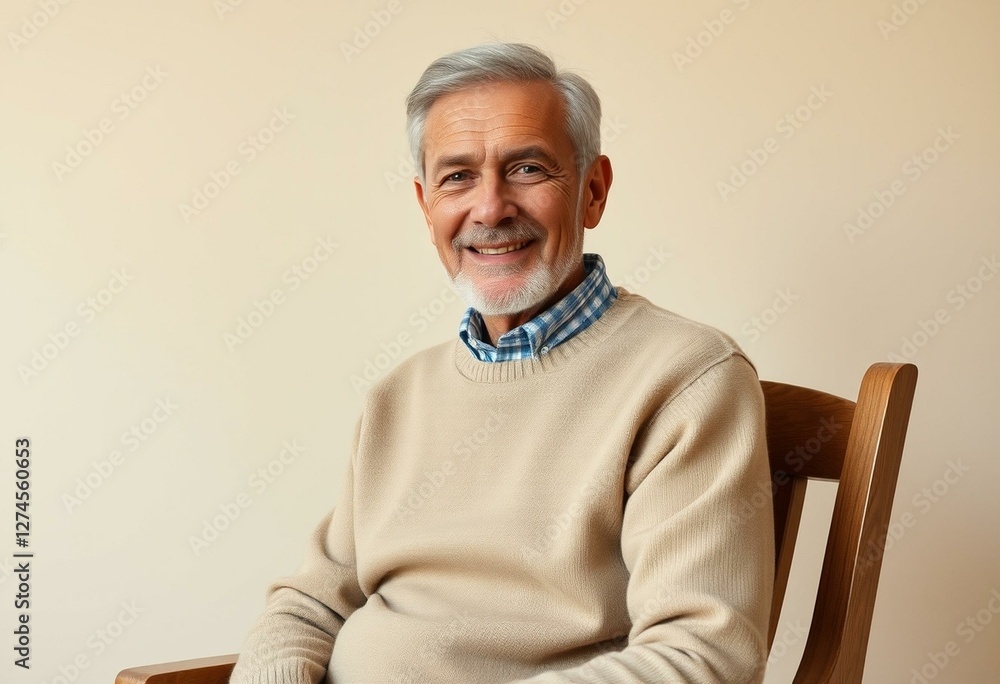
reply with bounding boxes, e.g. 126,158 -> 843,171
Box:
229,418 -> 368,684
509,353 -> 774,684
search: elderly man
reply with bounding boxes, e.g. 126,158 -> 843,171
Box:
230,43 -> 774,683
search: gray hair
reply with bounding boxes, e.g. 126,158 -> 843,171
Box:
405,43 -> 602,185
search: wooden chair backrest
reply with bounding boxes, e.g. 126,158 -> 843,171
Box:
761,362 -> 918,683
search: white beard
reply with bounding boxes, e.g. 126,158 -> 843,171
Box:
451,203 -> 585,317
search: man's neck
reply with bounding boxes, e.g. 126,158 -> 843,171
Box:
478,261 -> 586,345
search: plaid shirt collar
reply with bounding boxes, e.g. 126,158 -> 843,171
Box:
458,253 -> 618,362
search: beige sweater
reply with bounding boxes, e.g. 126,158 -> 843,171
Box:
230,288 -> 774,683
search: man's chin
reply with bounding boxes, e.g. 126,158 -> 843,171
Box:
453,274 -> 554,317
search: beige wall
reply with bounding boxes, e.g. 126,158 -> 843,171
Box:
2,0 -> 997,682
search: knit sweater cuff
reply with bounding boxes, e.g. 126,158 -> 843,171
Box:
229,658 -> 318,684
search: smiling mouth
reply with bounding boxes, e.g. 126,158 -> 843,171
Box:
468,240 -> 532,255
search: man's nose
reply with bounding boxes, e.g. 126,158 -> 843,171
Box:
469,175 -> 517,227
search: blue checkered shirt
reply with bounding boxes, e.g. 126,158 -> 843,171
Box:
458,253 -> 618,362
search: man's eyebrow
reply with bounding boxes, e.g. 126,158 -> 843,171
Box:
430,152 -> 479,178
501,145 -> 559,168
429,145 -> 559,178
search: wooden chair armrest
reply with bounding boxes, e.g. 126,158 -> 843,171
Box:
116,654 -> 238,684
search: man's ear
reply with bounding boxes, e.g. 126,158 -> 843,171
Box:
581,155 -> 613,229
414,175 -> 436,245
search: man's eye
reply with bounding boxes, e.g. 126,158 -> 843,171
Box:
443,172 -> 467,183
516,165 -> 542,174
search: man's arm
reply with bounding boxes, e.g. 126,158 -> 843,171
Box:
510,353 -> 774,684
229,418 -> 367,684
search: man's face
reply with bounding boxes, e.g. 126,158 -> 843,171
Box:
414,80 -> 589,316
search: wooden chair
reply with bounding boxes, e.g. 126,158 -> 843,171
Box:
762,361 -> 917,682
115,362 -> 918,684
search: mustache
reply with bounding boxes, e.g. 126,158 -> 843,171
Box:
452,219 -> 545,250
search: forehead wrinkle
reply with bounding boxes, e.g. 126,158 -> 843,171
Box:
433,110 -> 554,136
435,126 -> 553,150
436,85 -> 557,116
428,84 -> 562,135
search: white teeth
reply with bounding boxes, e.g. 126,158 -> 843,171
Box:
475,241 -> 528,255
